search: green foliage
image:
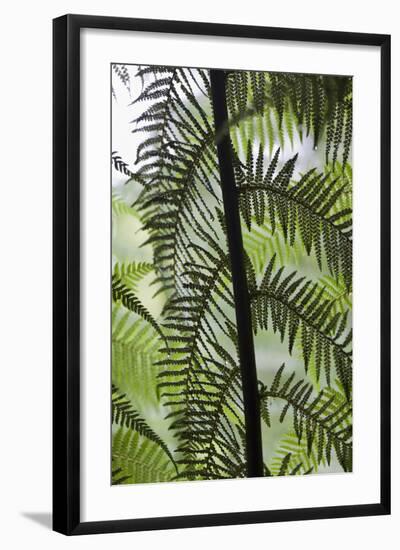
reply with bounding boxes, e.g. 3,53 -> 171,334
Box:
112,427 -> 176,484
234,147 -> 352,289
248,254 -> 352,396
112,304 -> 163,402
131,66 -> 220,297
113,261 -> 154,291
318,274 -> 352,317
112,193 -> 138,217
111,64 -> 353,484
243,220 -> 302,272
226,71 -> 352,166
112,274 -> 165,344
157,216 -> 247,480
259,365 -> 352,473
112,384 -> 175,464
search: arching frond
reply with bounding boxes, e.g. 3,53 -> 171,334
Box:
156,215 -> 246,480
112,384 -> 176,467
111,64 -> 353,483
130,67 -> 223,298
260,365 -> 352,473
248,255 -> 352,395
226,71 -> 352,165
235,147 -> 352,289
112,274 -> 166,344
112,427 -> 176,484
113,261 -> 154,291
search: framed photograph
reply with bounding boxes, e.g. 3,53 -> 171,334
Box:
53,14 -> 391,535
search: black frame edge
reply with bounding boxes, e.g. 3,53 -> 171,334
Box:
71,503 -> 387,535
53,14 -> 391,535
53,14 -> 81,535
57,13 -> 389,46
379,34 -> 391,516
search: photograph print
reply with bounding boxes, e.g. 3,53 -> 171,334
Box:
111,63 -> 353,486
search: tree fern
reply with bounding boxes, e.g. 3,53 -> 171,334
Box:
111,64 -> 353,484
157,215 -> 246,480
131,66 -> 221,299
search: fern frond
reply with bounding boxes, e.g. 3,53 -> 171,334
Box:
317,274 -> 352,317
270,432 -> 316,476
111,467 -> 132,485
113,262 -> 154,292
112,384 -> 176,468
131,67 -> 223,296
112,427 -> 176,484
260,365 -> 352,472
112,193 -> 139,218
112,151 -> 133,177
243,217 -> 306,273
235,147 -> 352,289
169,350 -> 246,481
248,255 -> 352,395
112,304 -> 165,404
112,275 -> 166,344
226,71 -> 352,164
156,220 -> 246,480
112,64 -> 131,94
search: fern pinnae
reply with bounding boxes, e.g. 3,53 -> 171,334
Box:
249,254 -> 352,395
235,148 -> 352,289
112,427 -> 176,484
157,247 -> 237,435
261,367 -> 352,473
156,223 -> 246,479
112,64 -> 131,94
113,261 -> 154,291
172,351 -> 245,480
111,65 -> 352,483
112,384 -> 177,471
225,71 -> 352,163
112,151 -> 133,177
112,467 -> 133,485
111,275 -> 168,350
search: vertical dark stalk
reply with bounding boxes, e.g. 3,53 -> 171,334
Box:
210,69 -> 264,478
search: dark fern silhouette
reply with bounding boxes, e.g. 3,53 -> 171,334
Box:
112,151 -> 133,176
112,63 -> 131,94
111,63 -> 353,484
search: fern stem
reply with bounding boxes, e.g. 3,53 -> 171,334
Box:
210,69 -> 264,478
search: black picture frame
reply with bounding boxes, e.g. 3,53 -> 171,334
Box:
53,14 -> 391,535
